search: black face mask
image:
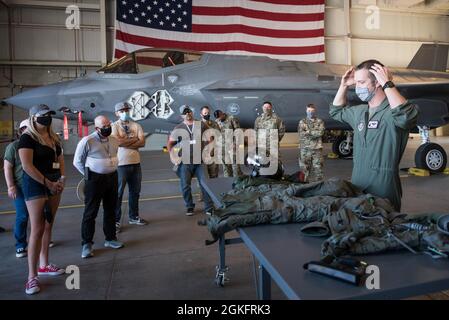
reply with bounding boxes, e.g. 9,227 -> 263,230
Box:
36,116 -> 52,127
203,114 -> 210,121
98,126 -> 112,137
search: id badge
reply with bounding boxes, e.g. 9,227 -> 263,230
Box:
52,162 -> 60,169
190,140 -> 196,145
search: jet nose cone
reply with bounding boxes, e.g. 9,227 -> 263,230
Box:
4,81 -> 68,112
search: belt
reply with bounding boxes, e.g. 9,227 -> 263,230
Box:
90,170 -> 117,177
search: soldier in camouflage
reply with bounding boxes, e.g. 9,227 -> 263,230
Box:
298,104 -> 325,183
200,106 -> 219,178
214,110 -> 243,177
254,101 -> 285,166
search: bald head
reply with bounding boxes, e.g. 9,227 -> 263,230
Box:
94,115 -> 110,128
94,115 -> 112,137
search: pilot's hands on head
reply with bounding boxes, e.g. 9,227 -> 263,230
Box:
369,64 -> 393,87
341,67 -> 355,87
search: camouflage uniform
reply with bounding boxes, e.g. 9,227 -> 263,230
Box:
203,177 -> 449,259
298,118 -> 325,183
254,112 -> 285,170
202,118 -> 220,178
216,114 -> 243,177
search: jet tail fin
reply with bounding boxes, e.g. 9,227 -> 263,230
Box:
407,44 -> 449,72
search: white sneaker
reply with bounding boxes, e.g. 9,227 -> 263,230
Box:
104,240 -> 124,249
25,277 -> 40,295
81,243 -> 94,258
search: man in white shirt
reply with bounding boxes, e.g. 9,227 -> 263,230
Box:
73,115 -> 124,259
111,102 -> 147,233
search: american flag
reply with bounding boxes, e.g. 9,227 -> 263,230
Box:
114,0 -> 325,62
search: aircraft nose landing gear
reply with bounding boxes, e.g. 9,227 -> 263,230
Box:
415,126 -> 447,173
332,131 -> 353,158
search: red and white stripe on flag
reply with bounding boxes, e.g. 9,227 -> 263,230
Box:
114,0 -> 325,63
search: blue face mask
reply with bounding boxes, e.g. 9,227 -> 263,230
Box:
119,111 -> 130,121
306,111 -> 315,119
355,86 -> 376,102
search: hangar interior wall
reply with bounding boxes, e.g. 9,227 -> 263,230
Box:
0,0 -> 448,154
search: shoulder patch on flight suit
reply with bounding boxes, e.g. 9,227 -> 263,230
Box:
358,122 -> 365,132
368,121 -> 379,129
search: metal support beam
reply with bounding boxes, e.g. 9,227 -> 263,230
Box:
99,0 -> 107,66
0,60 -> 102,67
6,0 -> 100,11
0,22 -> 115,31
344,0 -> 352,65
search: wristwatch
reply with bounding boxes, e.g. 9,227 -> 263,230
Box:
382,81 -> 395,90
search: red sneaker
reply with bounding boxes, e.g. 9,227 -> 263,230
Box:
25,277 -> 40,295
38,263 -> 65,276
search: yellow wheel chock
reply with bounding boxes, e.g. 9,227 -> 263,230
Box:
408,167 -> 430,177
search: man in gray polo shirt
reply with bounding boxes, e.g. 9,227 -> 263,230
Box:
73,115 -> 124,258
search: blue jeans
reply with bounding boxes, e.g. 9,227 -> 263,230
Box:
178,163 -> 214,212
116,164 -> 142,222
14,187 -> 29,250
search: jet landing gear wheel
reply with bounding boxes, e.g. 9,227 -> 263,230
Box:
415,143 -> 447,173
215,265 -> 229,287
332,135 -> 353,158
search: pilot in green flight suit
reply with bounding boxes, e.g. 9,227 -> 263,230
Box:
330,60 -> 419,212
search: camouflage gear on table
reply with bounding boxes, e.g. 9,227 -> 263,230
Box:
215,114 -> 243,177
202,177 -> 449,259
298,118 -> 325,183
202,118 -> 220,178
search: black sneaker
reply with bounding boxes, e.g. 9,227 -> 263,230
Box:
16,247 -> 27,258
186,208 -> 194,216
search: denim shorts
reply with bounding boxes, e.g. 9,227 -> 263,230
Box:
22,171 -> 61,201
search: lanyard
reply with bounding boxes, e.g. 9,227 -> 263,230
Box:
102,140 -> 111,158
52,145 -> 57,162
98,133 -> 111,158
119,121 -> 131,136
185,122 -> 194,137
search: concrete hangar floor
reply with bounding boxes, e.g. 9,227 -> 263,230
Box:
0,137 -> 449,300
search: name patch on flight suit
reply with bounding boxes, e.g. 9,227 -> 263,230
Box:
368,121 -> 379,129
